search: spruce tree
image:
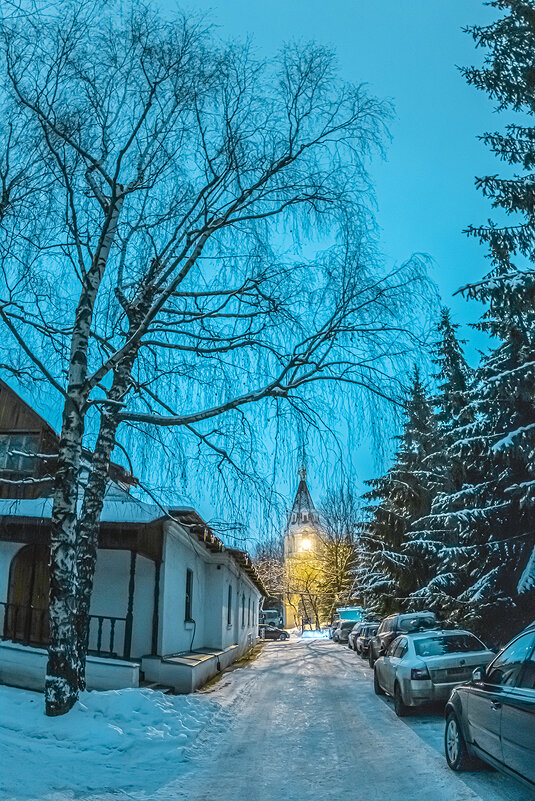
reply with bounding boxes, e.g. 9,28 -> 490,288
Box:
429,1 -> 535,638
406,309 -> 473,614
358,369 -> 436,615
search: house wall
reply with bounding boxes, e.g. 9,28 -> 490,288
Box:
89,549 -> 155,659
159,525 -> 209,655
0,641 -> 139,691
159,522 -> 261,659
0,381 -> 57,500
222,565 -> 260,653
0,520 -> 263,695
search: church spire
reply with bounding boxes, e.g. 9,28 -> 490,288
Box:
289,468 -> 316,525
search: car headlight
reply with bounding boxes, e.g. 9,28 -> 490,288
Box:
411,667 -> 430,680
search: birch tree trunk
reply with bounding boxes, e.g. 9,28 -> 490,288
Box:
75,349 -> 140,690
45,198 -> 123,714
46,397 -> 85,715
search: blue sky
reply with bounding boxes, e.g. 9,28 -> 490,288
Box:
179,0 -> 499,346
167,0 -> 504,512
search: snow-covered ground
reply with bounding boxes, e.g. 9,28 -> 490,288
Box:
1,640 -> 532,801
0,685 -> 221,799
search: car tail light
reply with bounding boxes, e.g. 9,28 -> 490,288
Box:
411,667 -> 430,680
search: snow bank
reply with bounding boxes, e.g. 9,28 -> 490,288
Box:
0,685 -> 221,799
299,629 -> 329,639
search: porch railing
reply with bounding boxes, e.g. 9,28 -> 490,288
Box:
0,602 -> 131,660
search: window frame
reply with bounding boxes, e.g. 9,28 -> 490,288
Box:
227,583 -> 233,626
0,432 -> 40,474
386,636 -> 401,657
516,640 -> 535,690
184,568 -> 193,622
485,632 -> 535,687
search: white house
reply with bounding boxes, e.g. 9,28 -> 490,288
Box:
0,380 -> 266,694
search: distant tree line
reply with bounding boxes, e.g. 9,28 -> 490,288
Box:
358,1 -> 535,644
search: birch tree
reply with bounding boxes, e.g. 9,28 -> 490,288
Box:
0,0 -> 432,714
316,487 -> 360,620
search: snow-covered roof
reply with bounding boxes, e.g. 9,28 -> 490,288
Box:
0,495 -> 164,524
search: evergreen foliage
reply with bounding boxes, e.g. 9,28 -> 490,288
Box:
358,369 -> 435,616
406,309 -> 473,616
360,2 -> 535,640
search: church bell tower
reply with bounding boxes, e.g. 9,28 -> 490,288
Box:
283,468 -> 322,628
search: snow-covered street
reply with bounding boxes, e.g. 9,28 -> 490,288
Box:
164,638 -> 532,801
2,638 -> 533,801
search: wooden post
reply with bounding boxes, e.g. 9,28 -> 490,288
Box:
123,551 -> 136,660
151,561 -> 161,656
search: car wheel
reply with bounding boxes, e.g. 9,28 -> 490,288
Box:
394,683 -> 408,717
368,648 -> 375,668
445,712 -> 475,771
373,669 -> 385,696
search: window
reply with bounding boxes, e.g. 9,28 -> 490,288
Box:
252,602 -> 256,626
386,637 -> 401,657
184,569 -> 193,621
517,646 -> 535,689
397,615 -> 437,634
393,637 -> 408,659
241,593 -> 245,627
414,634 -> 486,658
248,597 -> 251,626
0,433 -> 39,474
227,584 -> 233,625
486,633 -> 535,686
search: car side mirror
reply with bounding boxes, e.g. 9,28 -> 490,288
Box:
472,666 -> 486,683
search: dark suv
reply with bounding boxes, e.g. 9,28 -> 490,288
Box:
368,612 -> 437,667
444,625 -> 535,790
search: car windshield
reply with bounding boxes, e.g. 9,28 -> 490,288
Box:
398,616 -> 436,633
341,621 -> 355,630
414,633 -> 486,657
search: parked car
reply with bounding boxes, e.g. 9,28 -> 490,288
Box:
260,624 -> 290,641
348,622 -> 368,650
356,623 -> 379,657
328,619 -> 340,639
444,627 -> 535,790
368,612 -> 438,667
333,620 -> 356,643
373,629 -> 493,717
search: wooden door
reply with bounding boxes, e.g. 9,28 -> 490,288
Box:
6,544 -> 49,645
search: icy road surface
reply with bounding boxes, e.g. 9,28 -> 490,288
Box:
161,637 -> 532,801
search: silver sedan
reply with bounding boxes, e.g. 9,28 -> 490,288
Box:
373,629 -> 495,716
